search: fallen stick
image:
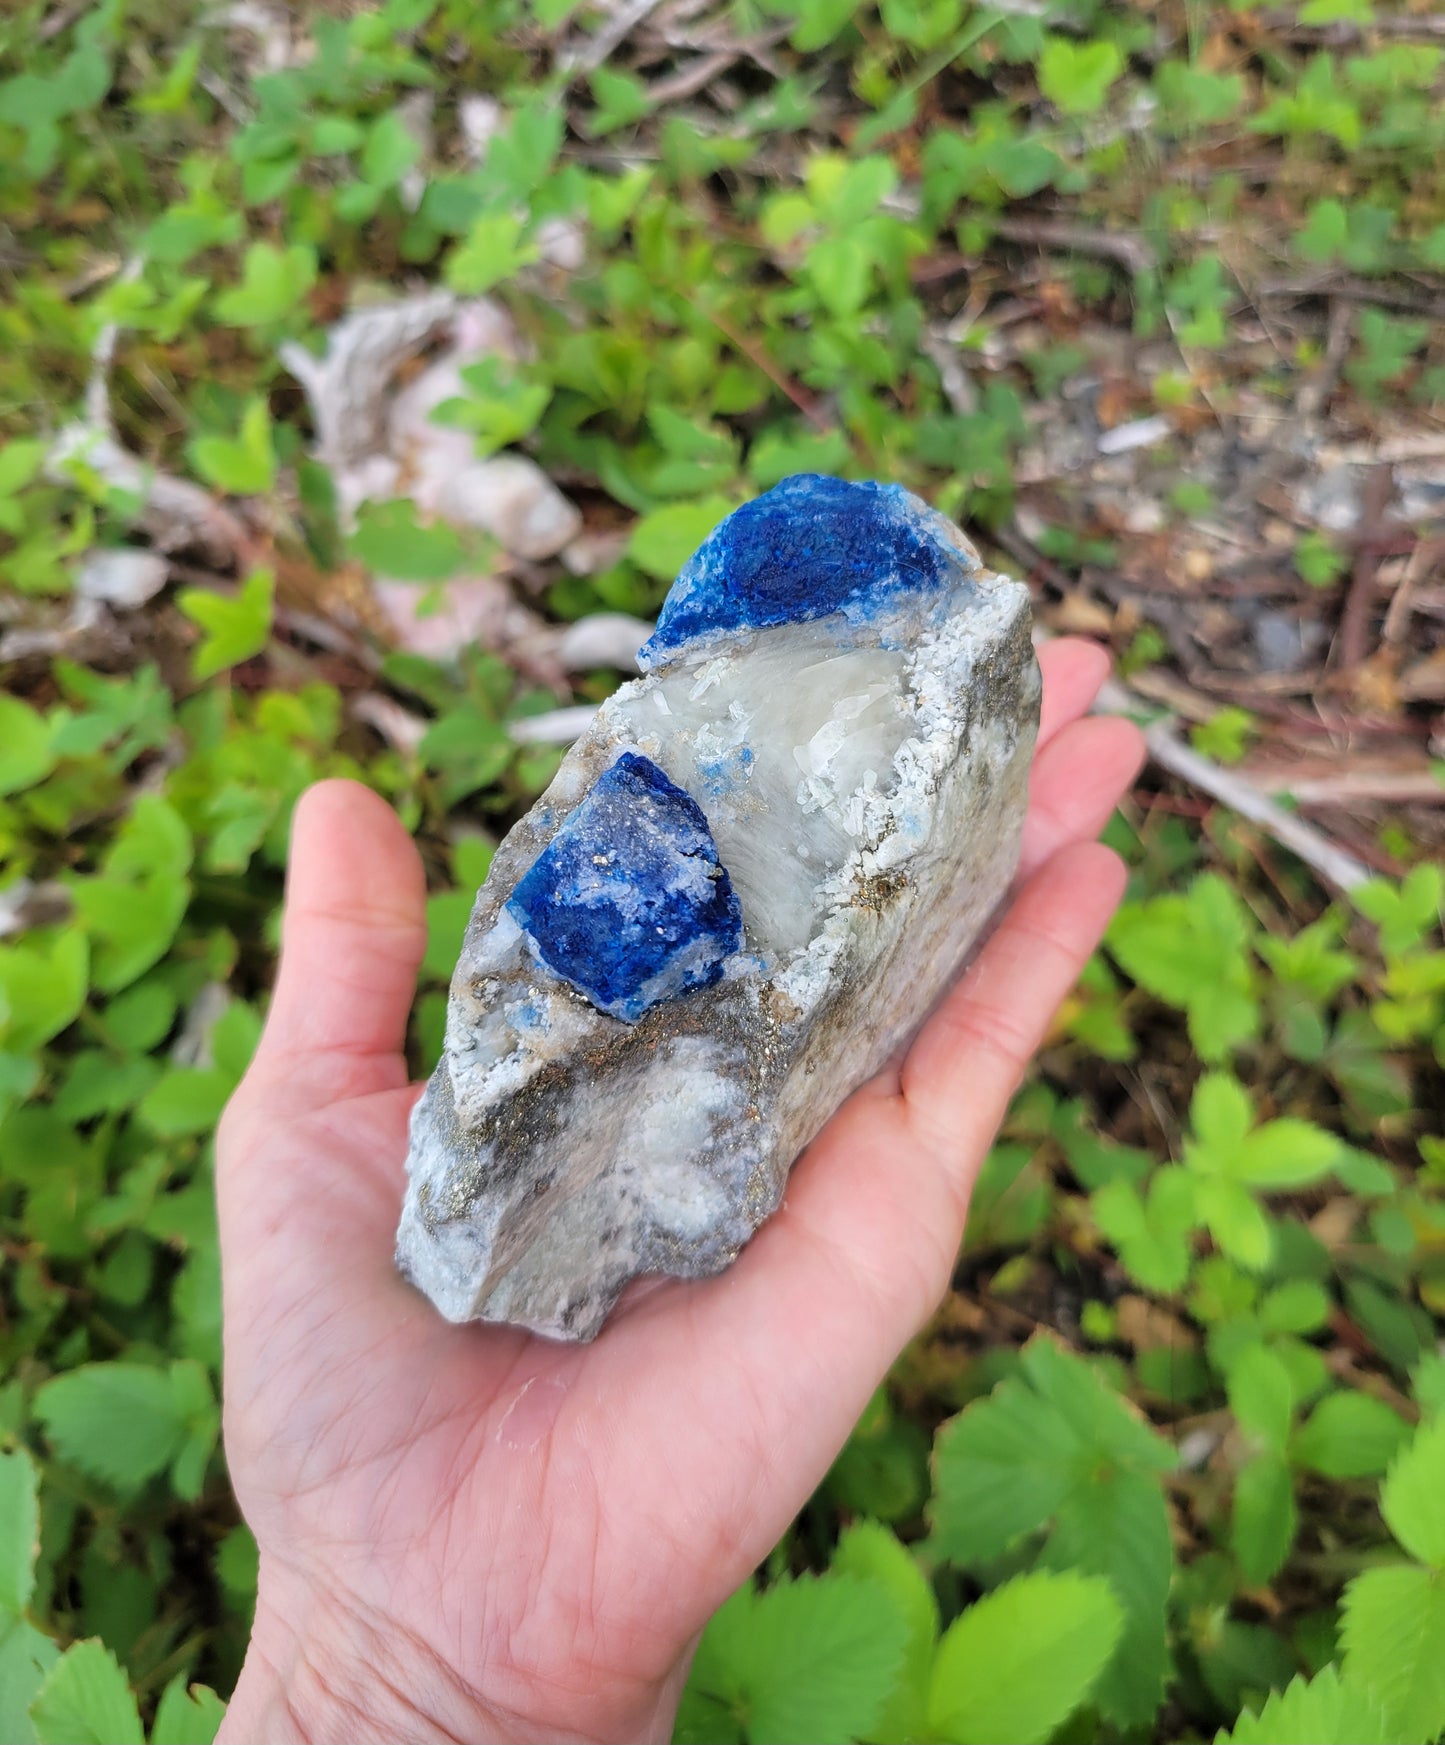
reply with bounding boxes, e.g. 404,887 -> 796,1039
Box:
1093,677 -> 1372,892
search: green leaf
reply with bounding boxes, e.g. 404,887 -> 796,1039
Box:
0,1616 -> 59,1745
149,1679 -> 226,1745
1226,1343 -> 1295,1453
213,242 -> 317,327
1196,1175 -> 1273,1271
188,400 -> 277,496
1232,1452 -> 1296,1586
137,1067 -> 234,1137
685,1574 -> 910,1745
589,66 -> 652,135
1092,1170 -> 1195,1294
1108,877 -> 1259,1061
28,1640 -> 143,1745
1380,1416 -> 1445,1566
1216,1666 -> 1393,1744
443,211 -> 538,294
1042,1466 -> 1173,1726
831,1523 -> 936,1743
361,110 -> 422,187
927,1570 -> 1123,1745
1191,1073 -> 1254,1157
1233,1120 -> 1340,1189
0,697 -> 58,796
348,500 -> 466,582
931,1339 -> 1175,1726
1038,38 -> 1123,115
33,1364 -> 187,1494
0,439 -> 48,497
1342,1564 -> 1445,1742
0,1447 -> 39,1615
1294,1392 -> 1411,1479
177,569 -> 274,680
0,931 -> 89,1053
1353,867 -> 1443,957
628,497 -> 736,581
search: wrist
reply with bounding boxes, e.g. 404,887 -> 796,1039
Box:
216,1560 -> 687,1745
217,1568 -> 507,1745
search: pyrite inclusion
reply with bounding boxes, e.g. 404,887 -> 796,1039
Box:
396,475 -> 1041,1339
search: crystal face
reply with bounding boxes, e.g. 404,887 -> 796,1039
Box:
506,750 -> 743,1023
640,473 -> 966,666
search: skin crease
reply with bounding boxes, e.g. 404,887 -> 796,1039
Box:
214,638 -> 1145,1745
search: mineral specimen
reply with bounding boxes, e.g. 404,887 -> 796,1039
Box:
396,474 -> 1041,1339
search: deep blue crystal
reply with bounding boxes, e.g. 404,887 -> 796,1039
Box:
507,752 -> 743,1023
639,474 -> 966,666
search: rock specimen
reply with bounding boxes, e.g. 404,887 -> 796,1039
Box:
397,474 -> 1041,1339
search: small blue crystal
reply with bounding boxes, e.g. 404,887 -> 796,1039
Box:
639,474 -> 967,666
507,752 -> 743,1023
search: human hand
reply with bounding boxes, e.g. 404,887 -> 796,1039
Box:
214,638 -> 1143,1745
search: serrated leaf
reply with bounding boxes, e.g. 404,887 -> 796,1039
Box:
930,1375 -> 1077,1562
1342,1563 -> 1445,1741
832,1523 -> 936,1743
0,1447 -> 39,1615
150,1678 -> 225,1745
928,1570 -> 1122,1744
1294,1392 -> 1410,1479
1380,1416 -> 1445,1566
0,1616 -> 59,1745
1043,1468 -> 1173,1726
28,1639 -> 143,1745
177,569 -> 274,680
932,1340 -> 1174,1726
1216,1666 -> 1393,1744
33,1364 -> 187,1494
684,1574 -> 910,1745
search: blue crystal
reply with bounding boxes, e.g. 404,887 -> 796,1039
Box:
507,751 -> 743,1023
639,474 -> 968,666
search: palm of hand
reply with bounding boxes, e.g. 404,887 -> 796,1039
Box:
216,640 -> 1142,1745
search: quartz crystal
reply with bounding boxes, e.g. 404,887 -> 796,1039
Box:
396,475 -> 1041,1339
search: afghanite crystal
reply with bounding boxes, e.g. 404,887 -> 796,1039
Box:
397,475 -> 1040,1339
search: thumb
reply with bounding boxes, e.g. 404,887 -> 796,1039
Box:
241,778 -> 428,1117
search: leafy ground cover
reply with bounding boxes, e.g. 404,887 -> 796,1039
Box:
2,0 -> 1444,1740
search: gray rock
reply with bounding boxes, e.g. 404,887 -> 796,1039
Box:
396,478 -> 1040,1339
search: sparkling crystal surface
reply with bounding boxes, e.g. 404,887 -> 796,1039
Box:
639,474 -> 969,665
506,750 -> 742,1022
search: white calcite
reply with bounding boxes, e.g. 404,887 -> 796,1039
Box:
397,477 -> 1040,1339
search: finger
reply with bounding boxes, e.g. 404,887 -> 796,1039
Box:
1019,715 -> 1145,879
245,779 -> 428,1112
1035,637 -> 1111,750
